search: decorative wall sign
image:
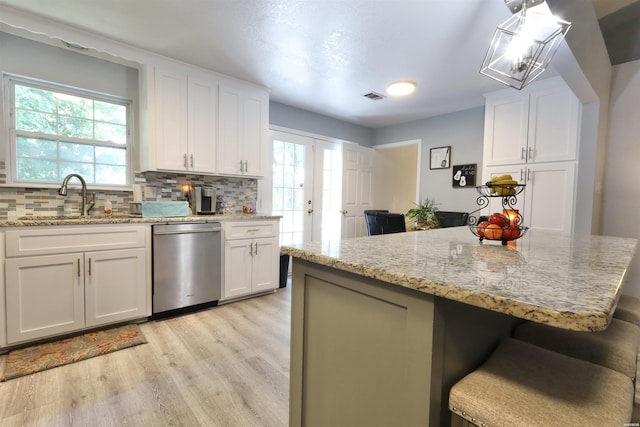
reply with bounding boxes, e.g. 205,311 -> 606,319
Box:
430,146 -> 451,169
452,163 -> 476,187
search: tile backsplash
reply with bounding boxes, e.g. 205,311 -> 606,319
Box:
0,162 -> 258,220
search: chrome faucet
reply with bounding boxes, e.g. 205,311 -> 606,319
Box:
58,174 -> 95,216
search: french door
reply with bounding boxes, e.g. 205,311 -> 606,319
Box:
271,130 -> 342,246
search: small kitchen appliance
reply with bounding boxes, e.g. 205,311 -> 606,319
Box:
190,185 -> 217,215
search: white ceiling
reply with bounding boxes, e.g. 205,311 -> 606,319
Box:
0,0 -> 608,128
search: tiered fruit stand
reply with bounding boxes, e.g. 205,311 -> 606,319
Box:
467,183 -> 529,245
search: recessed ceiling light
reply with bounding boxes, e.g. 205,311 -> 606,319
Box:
386,81 -> 417,96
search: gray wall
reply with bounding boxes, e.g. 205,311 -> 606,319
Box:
269,101 -> 373,146
0,32 -> 139,164
371,107 -> 485,214
602,59 -> 640,297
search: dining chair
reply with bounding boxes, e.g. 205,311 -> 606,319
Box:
434,211 -> 469,228
364,211 -> 406,235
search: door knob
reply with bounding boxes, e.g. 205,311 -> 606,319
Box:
307,209 -> 314,214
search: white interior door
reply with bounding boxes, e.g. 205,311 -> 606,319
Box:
342,144 -> 374,238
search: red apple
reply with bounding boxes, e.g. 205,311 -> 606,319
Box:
502,224 -> 521,240
489,213 -> 507,227
476,221 -> 490,237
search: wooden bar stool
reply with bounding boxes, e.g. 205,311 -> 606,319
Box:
615,294 -> 640,326
449,338 -> 634,426
512,319 -> 640,380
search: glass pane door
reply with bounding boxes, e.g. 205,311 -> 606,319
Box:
271,131 -> 313,247
314,140 -> 342,242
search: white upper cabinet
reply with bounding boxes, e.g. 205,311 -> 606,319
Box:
482,77 -> 581,235
483,77 -> 580,167
153,65 -> 218,173
217,84 -> 269,177
187,76 -> 218,173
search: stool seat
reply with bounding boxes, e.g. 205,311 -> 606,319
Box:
449,338 -> 633,426
615,294 -> 640,326
513,318 -> 640,380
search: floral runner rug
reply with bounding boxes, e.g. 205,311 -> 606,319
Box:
1,324 -> 147,381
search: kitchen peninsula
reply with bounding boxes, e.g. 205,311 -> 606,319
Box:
282,227 -> 638,426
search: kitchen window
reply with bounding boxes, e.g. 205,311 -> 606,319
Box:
7,76 -> 131,187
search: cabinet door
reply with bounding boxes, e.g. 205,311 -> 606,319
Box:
523,163 -> 576,234
483,93 -> 529,166
85,248 -> 147,328
154,67 -> 189,171
242,90 -> 268,177
527,84 -> 580,164
224,239 -> 254,299
217,84 -> 268,177
6,253 -> 85,344
217,85 -> 244,175
188,76 -> 218,173
252,237 -> 279,293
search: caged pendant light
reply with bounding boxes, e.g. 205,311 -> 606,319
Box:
480,0 -> 571,90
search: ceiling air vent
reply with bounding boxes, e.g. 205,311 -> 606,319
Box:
363,91 -> 386,101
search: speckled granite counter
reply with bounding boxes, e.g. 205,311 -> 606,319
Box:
286,227 -> 639,425
0,213 -> 280,227
282,227 -> 638,332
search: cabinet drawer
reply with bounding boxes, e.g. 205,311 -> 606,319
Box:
6,225 -> 146,257
224,220 -> 278,240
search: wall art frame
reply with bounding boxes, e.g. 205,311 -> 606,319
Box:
430,146 -> 451,169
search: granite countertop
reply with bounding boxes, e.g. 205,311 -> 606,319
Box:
0,213 -> 281,227
281,227 -> 638,332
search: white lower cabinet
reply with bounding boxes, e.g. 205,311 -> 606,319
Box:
84,248 -> 147,328
223,220 -> 280,301
4,226 -> 148,345
6,253 -> 85,343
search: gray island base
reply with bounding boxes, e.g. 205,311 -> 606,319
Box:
282,228 -> 638,426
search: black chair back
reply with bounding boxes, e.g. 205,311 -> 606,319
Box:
435,211 -> 469,228
364,211 -> 406,235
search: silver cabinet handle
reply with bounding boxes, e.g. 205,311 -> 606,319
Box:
77,259 -> 81,277
190,154 -> 194,169
88,257 -> 92,276
240,160 -> 245,172
520,169 -> 524,182
521,147 -> 526,161
528,147 -> 533,161
183,154 -> 188,169
254,242 -> 258,255
244,160 -> 248,173
527,168 -> 532,181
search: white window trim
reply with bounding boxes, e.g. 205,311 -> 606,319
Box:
3,73 -> 134,190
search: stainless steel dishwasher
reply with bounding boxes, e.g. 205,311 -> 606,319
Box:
152,222 -> 222,314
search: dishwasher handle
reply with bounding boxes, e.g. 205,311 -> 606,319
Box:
153,222 -> 221,235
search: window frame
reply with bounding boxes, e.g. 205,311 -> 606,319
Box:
4,73 -> 133,190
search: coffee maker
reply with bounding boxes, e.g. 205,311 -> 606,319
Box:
190,185 -> 217,215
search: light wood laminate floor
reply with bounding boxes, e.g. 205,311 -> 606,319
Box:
0,286 -> 291,427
